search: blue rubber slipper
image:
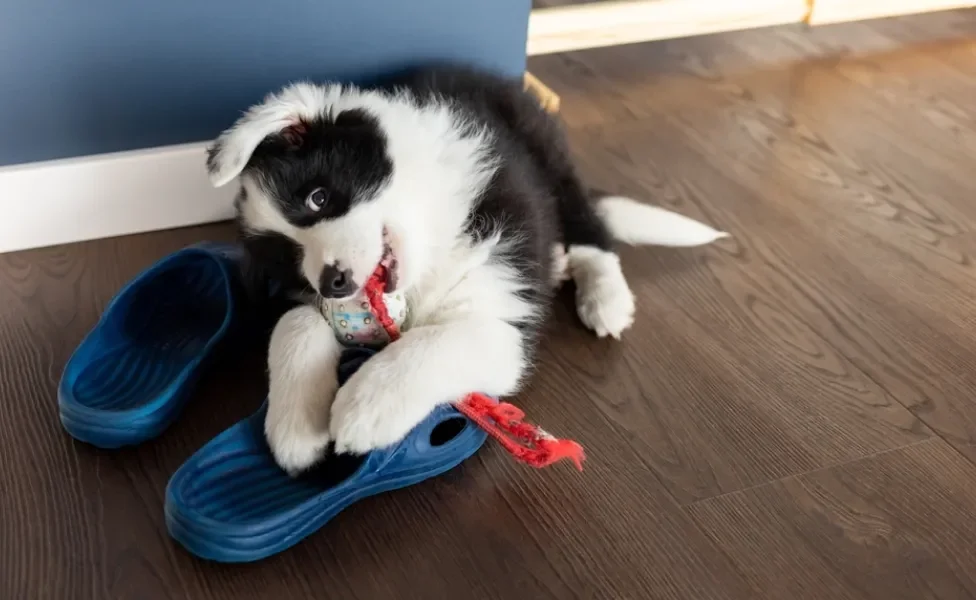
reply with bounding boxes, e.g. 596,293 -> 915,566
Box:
165,348 -> 488,563
58,242 -> 255,448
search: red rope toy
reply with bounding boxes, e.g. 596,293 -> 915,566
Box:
364,264 -> 585,470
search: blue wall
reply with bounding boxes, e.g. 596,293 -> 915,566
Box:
0,0 -> 530,167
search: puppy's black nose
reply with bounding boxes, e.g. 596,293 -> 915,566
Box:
318,265 -> 357,298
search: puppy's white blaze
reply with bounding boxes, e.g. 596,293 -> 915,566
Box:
596,196 -> 730,247
209,82 -> 344,187
301,203 -> 385,290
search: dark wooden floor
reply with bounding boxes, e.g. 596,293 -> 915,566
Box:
4,10 -> 976,600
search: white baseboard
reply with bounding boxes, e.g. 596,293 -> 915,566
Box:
0,142 -> 237,254
808,0 -> 975,25
527,0 -> 811,56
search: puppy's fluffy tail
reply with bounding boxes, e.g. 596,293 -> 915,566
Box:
595,195 -> 729,247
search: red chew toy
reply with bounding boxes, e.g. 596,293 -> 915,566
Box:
364,265 -> 585,470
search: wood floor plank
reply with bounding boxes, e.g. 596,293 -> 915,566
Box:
687,439 -> 976,600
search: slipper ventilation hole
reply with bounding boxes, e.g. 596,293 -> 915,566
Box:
429,417 -> 467,447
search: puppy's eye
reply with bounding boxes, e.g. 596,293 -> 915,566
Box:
305,188 -> 328,211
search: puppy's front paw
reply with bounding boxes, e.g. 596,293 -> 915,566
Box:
329,374 -> 426,455
569,247 -> 636,339
264,304 -> 341,475
265,403 -> 333,475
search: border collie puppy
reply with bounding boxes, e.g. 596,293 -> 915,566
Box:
206,66 -> 724,473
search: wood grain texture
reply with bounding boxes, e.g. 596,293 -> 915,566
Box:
688,440 -> 976,600
567,121 -> 932,503
5,9 -> 976,599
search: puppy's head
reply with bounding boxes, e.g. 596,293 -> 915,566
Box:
207,83 -> 411,299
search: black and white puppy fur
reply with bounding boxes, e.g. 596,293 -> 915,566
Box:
207,66 -> 677,474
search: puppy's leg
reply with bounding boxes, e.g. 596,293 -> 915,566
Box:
553,178 -> 635,338
329,319 -> 525,454
516,117 -> 635,337
265,304 -> 343,474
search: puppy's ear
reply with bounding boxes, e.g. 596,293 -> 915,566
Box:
206,82 -> 334,188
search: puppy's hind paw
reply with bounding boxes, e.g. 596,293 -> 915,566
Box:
576,280 -> 635,339
568,246 -> 636,340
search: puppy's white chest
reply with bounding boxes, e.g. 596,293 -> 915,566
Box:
318,291 -> 407,348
